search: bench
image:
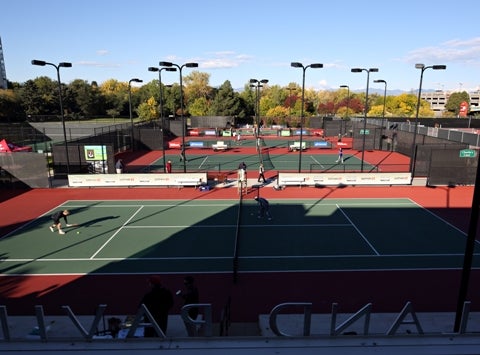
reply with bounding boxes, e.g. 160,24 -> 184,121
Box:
175,179 -> 203,188
288,142 -> 307,152
212,141 -> 229,151
280,177 -> 306,187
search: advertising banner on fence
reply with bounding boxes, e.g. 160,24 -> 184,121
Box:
68,173 -> 207,187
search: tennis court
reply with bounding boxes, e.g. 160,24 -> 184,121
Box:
141,152 -> 378,173
1,197 -> 475,277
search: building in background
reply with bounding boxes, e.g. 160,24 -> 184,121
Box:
421,91 -> 448,115
0,36 -> 7,89
421,90 -> 480,116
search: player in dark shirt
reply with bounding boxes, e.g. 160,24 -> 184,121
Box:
254,196 -> 272,220
49,210 -> 71,235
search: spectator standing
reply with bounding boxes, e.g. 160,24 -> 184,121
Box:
257,163 -> 266,183
237,167 -> 247,195
140,276 -> 174,337
177,275 -> 200,336
115,159 -> 124,174
166,160 -> 172,173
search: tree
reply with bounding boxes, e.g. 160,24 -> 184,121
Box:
347,97 -> 364,115
265,106 -> 289,126
0,89 -> 21,121
99,79 -> 127,117
263,85 -> 286,109
367,104 -> 385,117
68,79 -> 103,118
390,93 -> 431,117
445,91 -> 470,116
137,97 -> 158,121
18,77 -> 59,117
317,102 -> 335,116
183,71 -> 212,103
138,80 -> 162,106
36,76 -> 61,114
106,108 -> 120,121
238,84 -> 256,117
189,97 -> 209,116
208,80 -> 240,116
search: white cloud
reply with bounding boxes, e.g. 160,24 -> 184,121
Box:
405,37 -> 480,64
196,51 -> 252,69
76,61 -> 120,68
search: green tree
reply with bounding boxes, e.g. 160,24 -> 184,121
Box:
68,79 -> 103,118
106,108 -> 120,121
0,89 -> 22,121
208,80 -> 240,116
445,91 -> 470,116
162,83 -> 181,117
137,97 -> 158,121
238,84 -> 256,117
263,85 -> 286,109
19,77 -> 58,116
137,80 -> 161,106
189,97 -> 209,116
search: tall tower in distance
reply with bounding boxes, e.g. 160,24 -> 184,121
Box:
0,36 -> 7,89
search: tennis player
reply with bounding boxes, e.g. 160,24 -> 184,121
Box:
49,210 -> 74,235
335,147 -> 344,163
254,196 -> 272,220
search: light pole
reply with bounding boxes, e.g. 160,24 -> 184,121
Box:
339,85 -> 350,120
351,67 -> 378,172
291,62 -> 323,173
373,79 -> 387,150
249,79 -> 268,150
410,64 -> 446,173
128,78 -> 143,151
31,59 -> 72,175
159,61 -> 198,173
148,67 -> 177,172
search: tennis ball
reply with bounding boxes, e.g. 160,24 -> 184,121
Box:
76,231 -> 80,234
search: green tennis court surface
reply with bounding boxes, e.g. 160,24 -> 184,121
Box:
0,198 -> 476,275
141,152 -> 375,173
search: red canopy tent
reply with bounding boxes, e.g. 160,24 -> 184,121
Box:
0,139 -> 32,152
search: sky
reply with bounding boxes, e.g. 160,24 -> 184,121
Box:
2,0 -> 480,93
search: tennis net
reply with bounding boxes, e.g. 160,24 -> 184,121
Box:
232,186 -> 243,283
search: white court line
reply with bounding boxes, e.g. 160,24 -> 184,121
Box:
407,198 -> 469,238
1,252 -> 469,263
309,155 -> 325,168
1,256 -> 233,262
89,205 -> 144,259
336,204 -> 380,256
64,203 -> 237,208
124,224 -> 351,229
198,156 -> 209,169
